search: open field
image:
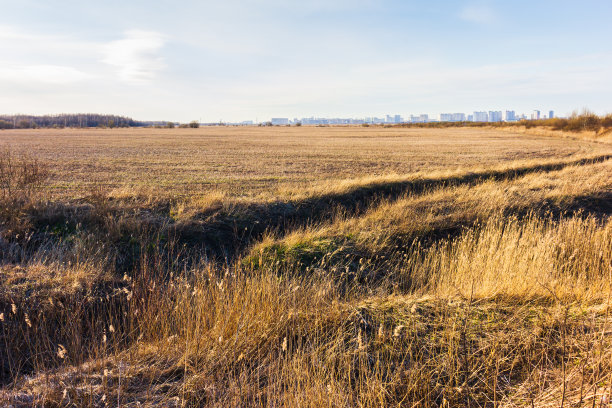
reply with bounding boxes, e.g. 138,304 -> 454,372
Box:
0,126 -> 609,199
0,126 -> 611,407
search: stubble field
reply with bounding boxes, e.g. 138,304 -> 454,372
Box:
1,126 -> 607,198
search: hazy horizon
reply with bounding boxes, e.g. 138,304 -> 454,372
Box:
2,0 -> 611,122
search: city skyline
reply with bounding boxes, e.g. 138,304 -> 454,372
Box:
254,108 -> 557,126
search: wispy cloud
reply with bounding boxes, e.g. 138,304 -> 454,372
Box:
459,3 -> 498,25
102,30 -> 166,83
0,64 -> 91,84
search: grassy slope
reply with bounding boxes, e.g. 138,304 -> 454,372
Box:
3,216 -> 610,406
248,161 -> 611,275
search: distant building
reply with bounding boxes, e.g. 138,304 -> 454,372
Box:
473,111 -> 488,122
488,111 -> 502,122
271,118 -> 289,125
441,113 -> 466,122
549,110 -> 554,119
505,111 -> 516,121
410,114 -> 428,123
532,110 -> 541,120
452,113 -> 465,122
467,114 -> 474,122
394,114 -> 403,123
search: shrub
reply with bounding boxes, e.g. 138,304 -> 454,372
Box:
564,114 -> 595,132
0,148 -> 50,241
189,121 -> 200,128
0,148 -> 49,200
600,114 -> 612,129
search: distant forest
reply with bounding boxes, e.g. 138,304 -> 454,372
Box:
0,114 -> 144,129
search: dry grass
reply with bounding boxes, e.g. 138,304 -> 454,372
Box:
3,223 -> 610,406
0,126 -> 611,406
248,160 -> 611,273
0,126 -> 608,199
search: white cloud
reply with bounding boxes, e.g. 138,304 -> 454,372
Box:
102,30 -> 166,83
459,3 -> 498,25
0,64 -> 92,84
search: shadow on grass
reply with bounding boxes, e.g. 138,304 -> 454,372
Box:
175,155 -> 612,259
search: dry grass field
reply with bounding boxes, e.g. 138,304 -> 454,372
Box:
0,126 -> 608,198
0,126 -> 611,407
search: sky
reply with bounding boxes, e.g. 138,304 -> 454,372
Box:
1,0 -> 611,122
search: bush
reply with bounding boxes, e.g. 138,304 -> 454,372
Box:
189,121 -> 200,128
0,148 -> 50,241
564,114 -> 600,132
601,114 -> 612,129
0,148 -> 49,200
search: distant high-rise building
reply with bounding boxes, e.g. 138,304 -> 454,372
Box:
467,114 -> 474,122
394,114 -> 403,123
549,110 -> 554,119
440,113 -> 465,122
410,114 -> 428,123
474,111 -> 488,122
505,111 -> 516,121
271,118 -> 289,125
532,110 -> 541,120
488,111 -> 502,122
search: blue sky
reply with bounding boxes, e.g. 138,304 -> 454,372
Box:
1,0 -> 611,122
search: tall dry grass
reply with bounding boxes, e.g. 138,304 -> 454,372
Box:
248,160 -> 612,271
2,212 -> 610,407
403,214 -> 612,300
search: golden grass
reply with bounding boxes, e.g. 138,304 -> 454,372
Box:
0,263 -> 113,301
4,214 -> 610,406
248,160 -> 611,270
411,214 -> 612,300
0,127 -> 611,406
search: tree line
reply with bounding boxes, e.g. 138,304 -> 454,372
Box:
0,114 -> 144,129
